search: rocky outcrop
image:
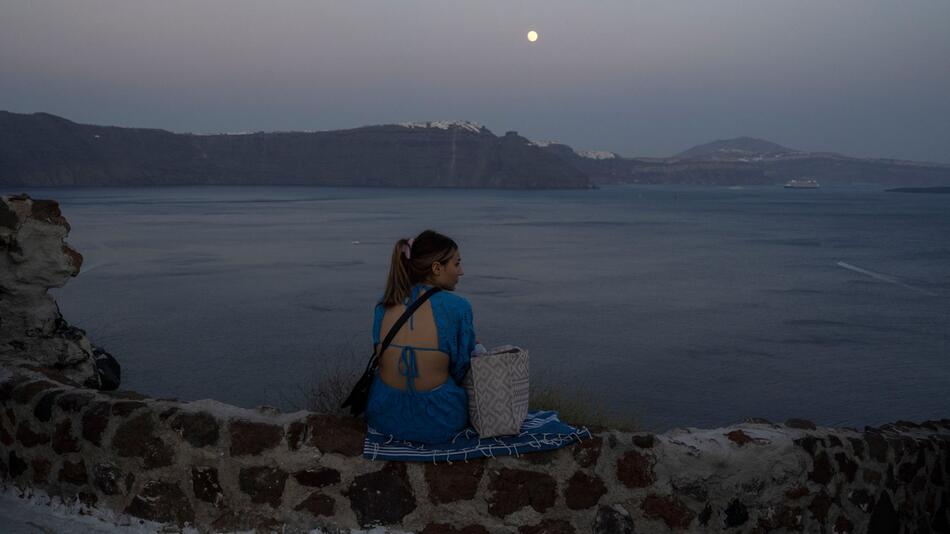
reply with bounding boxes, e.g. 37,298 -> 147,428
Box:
0,194 -> 115,389
2,197 -> 948,532
0,111 -> 590,189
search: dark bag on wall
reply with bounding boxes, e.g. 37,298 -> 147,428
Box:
341,286 -> 441,417
92,345 -> 121,391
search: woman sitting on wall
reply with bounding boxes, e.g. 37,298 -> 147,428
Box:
365,229 -> 476,444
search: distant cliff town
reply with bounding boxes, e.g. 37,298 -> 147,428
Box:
2,111 -> 949,188
537,136 -> 950,187
0,112 -> 588,189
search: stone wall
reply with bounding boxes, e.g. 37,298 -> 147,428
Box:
2,364 -> 949,533
2,194 -> 949,533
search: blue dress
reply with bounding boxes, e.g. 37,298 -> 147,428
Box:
366,283 -> 476,444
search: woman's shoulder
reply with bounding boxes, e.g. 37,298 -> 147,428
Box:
432,290 -> 472,314
372,287 -> 471,313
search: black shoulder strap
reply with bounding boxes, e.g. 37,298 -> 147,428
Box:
365,286 -> 442,373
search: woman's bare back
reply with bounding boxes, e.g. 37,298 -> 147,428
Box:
376,300 -> 450,391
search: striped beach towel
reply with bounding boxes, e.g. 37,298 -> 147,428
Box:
363,410 -> 592,463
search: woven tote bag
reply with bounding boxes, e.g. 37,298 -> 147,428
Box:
462,345 -> 530,438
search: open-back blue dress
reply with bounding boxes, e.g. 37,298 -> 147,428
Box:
366,283 -> 476,444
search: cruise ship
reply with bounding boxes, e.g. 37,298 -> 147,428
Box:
784,178 -> 820,189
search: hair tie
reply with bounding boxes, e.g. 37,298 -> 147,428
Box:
401,238 -> 414,260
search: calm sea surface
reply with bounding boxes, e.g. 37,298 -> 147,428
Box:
14,185 -> 949,432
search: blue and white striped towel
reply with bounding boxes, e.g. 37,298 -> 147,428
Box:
363,410 -> 592,462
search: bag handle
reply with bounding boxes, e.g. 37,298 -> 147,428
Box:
364,286 -> 442,375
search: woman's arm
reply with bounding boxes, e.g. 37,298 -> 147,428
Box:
451,300 -> 476,383
372,302 -> 384,352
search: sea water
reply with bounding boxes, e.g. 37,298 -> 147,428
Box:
11,184 -> 948,432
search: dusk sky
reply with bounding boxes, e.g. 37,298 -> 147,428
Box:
2,0 -> 949,162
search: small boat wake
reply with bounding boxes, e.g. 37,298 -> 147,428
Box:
836,261 -> 939,297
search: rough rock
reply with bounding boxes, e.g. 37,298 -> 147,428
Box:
287,420 -> 306,450
573,434 -> 603,467
31,458 -> 50,483
192,466 -> 225,506
0,195 -> 104,388
304,414 -> 365,456
795,435 -> 826,457
808,491 -> 833,522
8,451 -> 28,478
51,418 -> 80,453
632,433 -> 655,448
865,431 -> 889,462
835,451 -> 858,483
785,486 -> 809,499
808,451 -> 834,485
523,448 -> 559,465
229,419 -> 283,456
593,504 -> 636,534
867,492 -> 900,533
785,418 -> 817,430
518,519 -> 576,534
293,492 -> 335,517
16,420 -> 50,447
110,400 -> 146,417
238,466 -> 288,508
125,481 -> 195,525
834,514 -> 855,533
420,525 -> 491,534
81,401 -> 111,446
756,504 -> 804,530
487,468 -> 557,518
111,412 -> 175,469
424,461 -> 485,504
847,437 -> 865,459
616,450 -> 656,488
170,411 -> 220,447
641,494 -> 695,530
33,389 -> 62,421
93,463 -> 122,495
565,471 -> 607,510
58,459 -> 88,485
345,463 -> 416,527
11,380 -> 58,404
293,467 -> 341,488
726,429 -> 754,446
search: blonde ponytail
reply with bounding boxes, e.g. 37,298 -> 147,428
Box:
381,238 -> 413,306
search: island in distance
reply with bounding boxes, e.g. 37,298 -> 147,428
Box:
886,186 -> 950,194
2,110 -> 949,189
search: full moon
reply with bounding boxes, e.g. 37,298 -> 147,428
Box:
527,30 -> 539,42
